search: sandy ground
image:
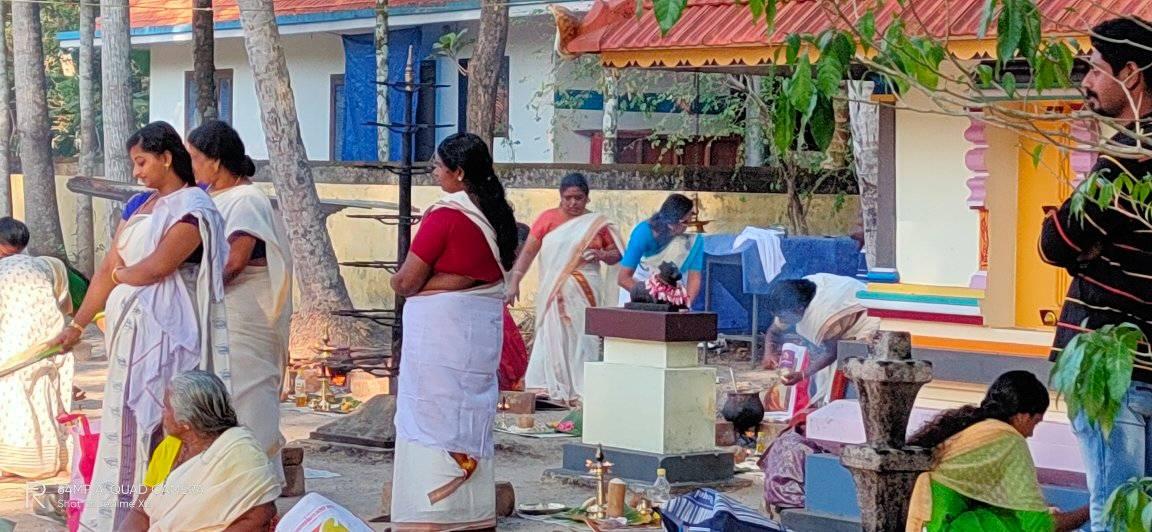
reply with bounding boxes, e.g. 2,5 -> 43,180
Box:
0,336 -> 767,530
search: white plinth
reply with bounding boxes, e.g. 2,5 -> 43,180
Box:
602,338 -> 699,368
582,360 -> 716,455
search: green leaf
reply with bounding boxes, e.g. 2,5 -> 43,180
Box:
789,58 -> 816,111
764,0 -> 778,33
786,34 -> 802,64
975,64 -> 995,87
859,10 -> 877,44
652,0 -> 687,35
1001,71 -> 1017,98
977,0 -> 998,38
1141,500 -> 1152,530
829,32 -> 856,67
809,96 -> 836,152
1029,144 -> 1044,168
816,57 -> 844,97
772,97 -> 797,154
997,0 -> 1023,61
748,0 -> 764,21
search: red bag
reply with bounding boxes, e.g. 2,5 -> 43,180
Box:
57,413 -> 99,532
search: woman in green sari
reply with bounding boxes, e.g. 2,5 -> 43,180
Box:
906,371 -> 1088,532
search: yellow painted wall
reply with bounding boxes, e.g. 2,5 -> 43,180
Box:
8,175 -> 858,311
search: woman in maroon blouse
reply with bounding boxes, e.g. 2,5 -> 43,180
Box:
388,133 -> 518,531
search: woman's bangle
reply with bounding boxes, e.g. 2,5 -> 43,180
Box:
111,267 -> 123,285
68,322 -> 86,333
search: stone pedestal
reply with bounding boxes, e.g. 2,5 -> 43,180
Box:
555,309 -> 732,485
839,331 -> 934,532
310,394 -> 396,448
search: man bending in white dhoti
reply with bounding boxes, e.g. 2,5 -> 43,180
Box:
0,217 -> 74,479
762,274 -> 880,408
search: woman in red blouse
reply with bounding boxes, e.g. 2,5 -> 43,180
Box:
505,173 -> 623,405
388,133 -> 517,531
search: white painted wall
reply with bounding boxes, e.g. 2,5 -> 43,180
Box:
148,33 -> 346,160
149,17 -> 562,163
894,109 -> 980,287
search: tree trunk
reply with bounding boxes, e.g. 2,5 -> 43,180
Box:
12,0 -> 67,260
600,69 -> 618,164
849,80 -> 880,269
465,0 -> 509,148
782,157 -> 810,235
0,1 -> 12,217
236,0 -> 382,357
193,0 -> 217,125
744,76 -> 764,167
76,0 -> 98,275
374,0 -> 389,161
101,0 -> 134,185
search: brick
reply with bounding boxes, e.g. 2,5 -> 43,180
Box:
715,420 -> 736,447
282,446 -> 304,466
347,370 -> 394,400
281,464 -> 305,497
496,482 -> 516,517
499,391 -> 536,414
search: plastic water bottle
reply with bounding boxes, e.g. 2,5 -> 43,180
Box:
650,468 -> 671,505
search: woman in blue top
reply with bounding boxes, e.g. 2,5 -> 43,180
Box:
617,193 -> 705,306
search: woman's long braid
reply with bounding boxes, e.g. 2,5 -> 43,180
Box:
466,172 -> 518,271
437,133 -> 519,270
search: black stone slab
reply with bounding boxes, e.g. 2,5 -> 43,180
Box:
558,442 -> 733,485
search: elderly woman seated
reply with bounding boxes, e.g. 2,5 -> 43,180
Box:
123,370 -> 281,531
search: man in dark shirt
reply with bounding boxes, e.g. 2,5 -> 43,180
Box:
1039,17 -> 1152,531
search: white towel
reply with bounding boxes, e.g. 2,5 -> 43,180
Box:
733,226 -> 787,283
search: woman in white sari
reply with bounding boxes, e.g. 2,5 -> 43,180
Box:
389,133 -> 520,530
52,122 -> 230,531
506,173 -> 622,404
189,119 -> 291,482
0,217 -> 73,479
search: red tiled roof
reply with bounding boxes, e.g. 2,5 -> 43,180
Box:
128,0 -> 448,30
560,0 -> 1152,64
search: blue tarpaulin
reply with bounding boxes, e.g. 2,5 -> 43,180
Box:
693,234 -> 861,335
340,29 -> 425,162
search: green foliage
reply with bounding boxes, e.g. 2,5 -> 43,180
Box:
11,6 -> 152,159
1050,323 -> 1141,438
653,0 -> 687,35
1106,479 -> 1152,532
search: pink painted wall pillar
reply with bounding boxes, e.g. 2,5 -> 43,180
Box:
963,114 -> 989,290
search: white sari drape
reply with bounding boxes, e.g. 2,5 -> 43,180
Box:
525,213 -> 622,402
81,187 -> 231,532
795,273 -> 878,406
212,185 -> 291,483
391,191 -> 504,531
0,254 -> 72,478
143,426 -> 281,532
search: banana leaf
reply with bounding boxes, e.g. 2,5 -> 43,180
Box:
0,344 -> 65,379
